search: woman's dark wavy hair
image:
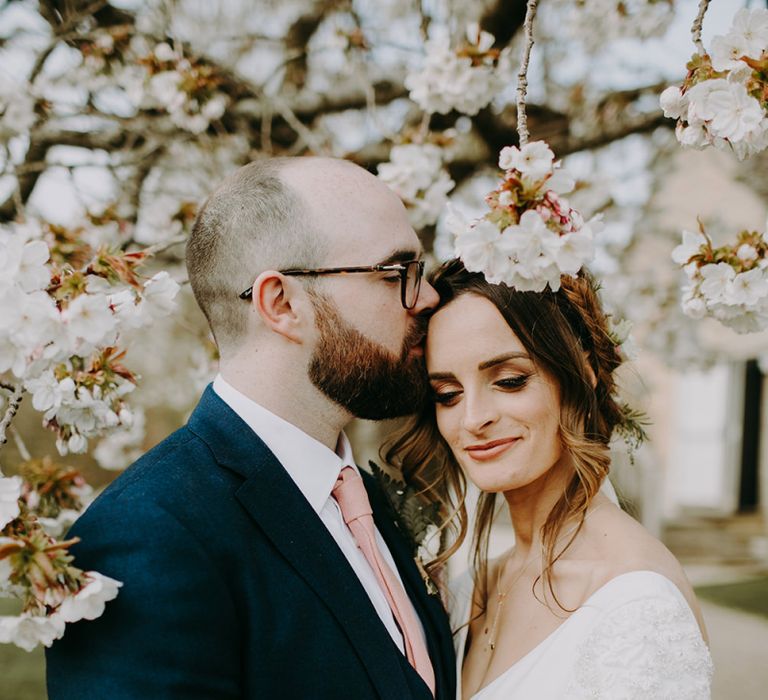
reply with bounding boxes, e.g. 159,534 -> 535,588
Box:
384,258 -> 625,611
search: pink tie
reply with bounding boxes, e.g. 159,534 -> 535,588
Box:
332,467 -> 436,695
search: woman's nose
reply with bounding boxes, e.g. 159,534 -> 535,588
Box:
460,391 -> 498,435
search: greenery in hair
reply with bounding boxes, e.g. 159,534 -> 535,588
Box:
615,402 -> 651,454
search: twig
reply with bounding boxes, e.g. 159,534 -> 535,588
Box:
261,102 -> 273,154
691,0 -> 711,55
269,94 -> 327,155
142,234 -> 188,257
0,384 -> 24,449
11,428 -> 32,462
516,0 -> 540,147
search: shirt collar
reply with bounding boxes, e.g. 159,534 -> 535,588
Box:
212,374 -> 356,514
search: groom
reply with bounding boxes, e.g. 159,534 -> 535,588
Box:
46,157 -> 456,699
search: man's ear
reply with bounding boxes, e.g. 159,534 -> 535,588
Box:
250,271 -> 306,343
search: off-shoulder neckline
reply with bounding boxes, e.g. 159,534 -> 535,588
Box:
469,569 -> 689,699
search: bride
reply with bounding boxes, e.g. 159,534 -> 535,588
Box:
386,259 -> 713,699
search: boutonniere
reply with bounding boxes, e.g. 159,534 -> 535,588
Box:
369,461 -> 442,597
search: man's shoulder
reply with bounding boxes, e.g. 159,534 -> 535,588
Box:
74,425 -> 233,530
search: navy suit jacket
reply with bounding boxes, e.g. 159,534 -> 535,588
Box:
46,386 -> 456,699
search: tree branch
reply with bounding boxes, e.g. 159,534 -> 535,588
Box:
516,0 -> 540,147
283,0 -> 348,89
691,0 -> 711,54
0,383 -> 23,450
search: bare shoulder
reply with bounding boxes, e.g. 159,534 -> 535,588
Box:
577,499 -> 708,640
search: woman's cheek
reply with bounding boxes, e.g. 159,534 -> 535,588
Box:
435,409 -> 457,448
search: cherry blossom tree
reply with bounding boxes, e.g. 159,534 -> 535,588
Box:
1,0 -> 766,650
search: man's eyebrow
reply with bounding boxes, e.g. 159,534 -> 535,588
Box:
377,249 -> 423,265
478,352 -> 530,370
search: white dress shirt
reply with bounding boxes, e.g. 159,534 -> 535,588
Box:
213,375 -> 426,654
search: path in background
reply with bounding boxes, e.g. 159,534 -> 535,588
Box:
703,599 -> 768,700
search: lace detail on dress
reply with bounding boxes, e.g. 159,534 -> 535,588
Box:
567,594 -> 713,699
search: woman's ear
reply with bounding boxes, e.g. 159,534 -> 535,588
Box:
250,271 -> 305,343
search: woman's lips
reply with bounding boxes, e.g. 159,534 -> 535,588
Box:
464,437 -> 520,461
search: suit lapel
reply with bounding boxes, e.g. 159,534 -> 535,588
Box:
187,387 -> 414,700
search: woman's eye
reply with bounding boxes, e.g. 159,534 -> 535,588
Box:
383,275 -> 401,284
496,375 -> 529,390
432,390 -> 461,406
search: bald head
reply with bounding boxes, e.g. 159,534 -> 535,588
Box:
186,157 -> 416,356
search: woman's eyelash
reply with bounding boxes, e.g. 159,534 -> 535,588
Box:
432,390 -> 461,405
496,375 -> 529,389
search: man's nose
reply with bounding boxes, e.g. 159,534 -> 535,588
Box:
410,278 -> 439,315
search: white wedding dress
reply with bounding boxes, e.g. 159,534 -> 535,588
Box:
450,570 -> 714,699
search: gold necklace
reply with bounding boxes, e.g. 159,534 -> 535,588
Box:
483,503 -> 605,652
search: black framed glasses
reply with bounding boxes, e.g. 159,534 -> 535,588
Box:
239,260 -> 425,309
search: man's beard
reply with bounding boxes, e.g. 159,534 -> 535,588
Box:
307,292 -> 429,420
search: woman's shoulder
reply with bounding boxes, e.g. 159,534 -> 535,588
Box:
574,502 -> 707,638
583,502 -> 687,579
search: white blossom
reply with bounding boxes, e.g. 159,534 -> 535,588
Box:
37,509 -> 81,538
378,144 -> 444,200
737,244 -> 759,262
57,572 -> 122,623
499,141 -> 555,181
108,288 -> 144,329
0,476 -> 22,529
93,407 -> 146,471
0,75 -> 37,139
153,42 -> 177,63
25,373 -> 76,413
201,94 -> 227,121
671,230 -> 707,265
0,238 -> 51,293
142,271 -> 181,320
660,86 -> 687,120
547,169 -> 575,195
494,211 -> 562,291
378,144 -> 455,228
710,32 -> 751,72
405,27 -> 509,116
147,71 -> 186,112
0,613 -> 65,651
681,288 -> 707,320
551,229 -> 595,276
679,78 -> 768,159
725,268 -> 768,307
707,83 -> 764,143
729,7 -> 768,59
454,218 -> 510,283
61,293 -> 118,348
676,121 -> 711,149
699,262 -> 735,302
0,550 -> 12,592
67,432 -> 88,455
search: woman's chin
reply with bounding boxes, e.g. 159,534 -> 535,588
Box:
464,469 -> 526,494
